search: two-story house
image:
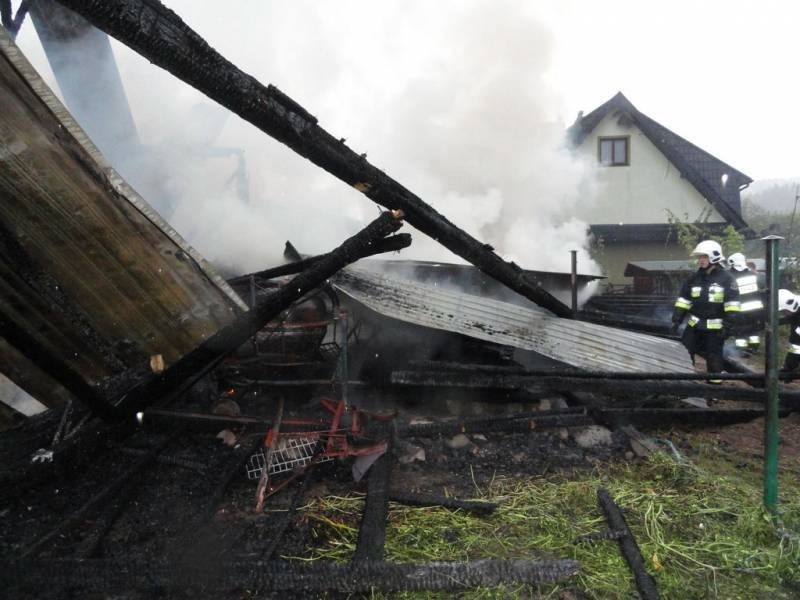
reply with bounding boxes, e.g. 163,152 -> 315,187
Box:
567,92 -> 753,287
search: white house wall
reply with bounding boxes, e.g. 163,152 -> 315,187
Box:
578,114 -> 725,225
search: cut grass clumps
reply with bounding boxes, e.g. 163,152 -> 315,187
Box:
297,447 -> 800,599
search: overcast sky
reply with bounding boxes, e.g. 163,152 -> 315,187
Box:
13,0 -> 800,271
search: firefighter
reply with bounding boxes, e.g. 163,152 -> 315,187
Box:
779,289 -> 800,374
727,252 -> 764,352
672,240 -> 740,383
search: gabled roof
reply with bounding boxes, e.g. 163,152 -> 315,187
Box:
567,92 -> 753,233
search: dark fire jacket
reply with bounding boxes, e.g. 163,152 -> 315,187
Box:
672,266 -> 740,331
784,312 -> 800,371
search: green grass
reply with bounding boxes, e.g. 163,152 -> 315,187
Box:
294,442 -> 800,599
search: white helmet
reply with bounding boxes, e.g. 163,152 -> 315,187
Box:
690,240 -> 724,264
727,252 -> 747,271
779,289 -> 800,313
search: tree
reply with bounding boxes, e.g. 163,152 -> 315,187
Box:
665,208 -> 745,255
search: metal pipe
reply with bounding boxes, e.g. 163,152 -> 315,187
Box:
570,250 -> 578,314
339,310 -> 348,406
763,235 -> 782,515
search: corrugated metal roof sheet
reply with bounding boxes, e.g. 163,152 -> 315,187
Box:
0,28 -> 247,410
335,268 -> 693,373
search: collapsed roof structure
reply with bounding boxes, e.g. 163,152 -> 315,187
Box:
1,2 -> 796,597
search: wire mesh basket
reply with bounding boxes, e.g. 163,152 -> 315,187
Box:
246,436 -> 332,480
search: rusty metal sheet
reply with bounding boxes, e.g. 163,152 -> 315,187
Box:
0,28 -> 247,408
335,268 -> 693,373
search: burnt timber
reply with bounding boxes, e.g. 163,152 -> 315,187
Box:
229,233 -> 412,284
53,0 -> 573,317
111,210 -> 405,417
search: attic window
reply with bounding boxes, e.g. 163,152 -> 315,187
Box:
598,136 -> 629,166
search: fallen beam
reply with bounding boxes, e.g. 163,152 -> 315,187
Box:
398,411 -> 591,438
404,362 -> 795,382
112,210 -> 404,418
597,488 -> 659,600
54,0 -> 572,317
592,407 -> 789,429
391,370 -> 800,408
136,408 -> 327,434
353,440 -> 393,562
228,234 -> 412,285
2,557 -> 580,593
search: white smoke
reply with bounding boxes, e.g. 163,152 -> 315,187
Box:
16,0 -> 599,276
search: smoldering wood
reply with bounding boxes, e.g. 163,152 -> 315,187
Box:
597,488 -> 660,600
54,0 -> 572,317
137,407 -> 327,433
390,370 -> 800,408
0,310 -> 115,419
1,557 -> 581,593
592,407 -> 788,429
229,233 -> 412,285
398,411 -> 591,438
112,210 -> 404,418
403,362 -> 789,382
352,436 -> 393,562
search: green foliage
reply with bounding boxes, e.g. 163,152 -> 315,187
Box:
665,208 -> 745,256
297,446 -> 800,599
743,199 -> 800,288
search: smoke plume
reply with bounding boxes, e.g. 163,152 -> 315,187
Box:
16,0 -> 598,275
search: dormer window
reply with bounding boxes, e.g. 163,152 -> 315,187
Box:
598,136 -> 629,166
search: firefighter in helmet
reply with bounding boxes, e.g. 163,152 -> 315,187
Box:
726,252 -> 764,352
672,240 -> 740,382
779,289 -> 800,374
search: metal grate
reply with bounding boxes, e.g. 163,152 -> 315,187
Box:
246,437 -> 331,480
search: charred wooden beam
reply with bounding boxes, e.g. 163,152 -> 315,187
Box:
353,438 -> 393,562
592,407 -> 789,429
112,210 -> 404,418
53,0 -> 572,318
136,408 -> 327,433
2,557 -> 580,593
0,311 -> 115,419
391,370 -> 800,408
597,488 -> 659,600
398,410 -> 590,438
229,234 -> 412,285
404,363 -> 789,382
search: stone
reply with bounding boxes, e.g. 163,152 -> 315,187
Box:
397,443 -> 426,464
680,397 -> 709,408
445,433 -> 473,450
572,425 -> 613,449
558,428 -> 570,441
216,429 -> 237,446
213,399 -> 241,417
539,397 -> 569,411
